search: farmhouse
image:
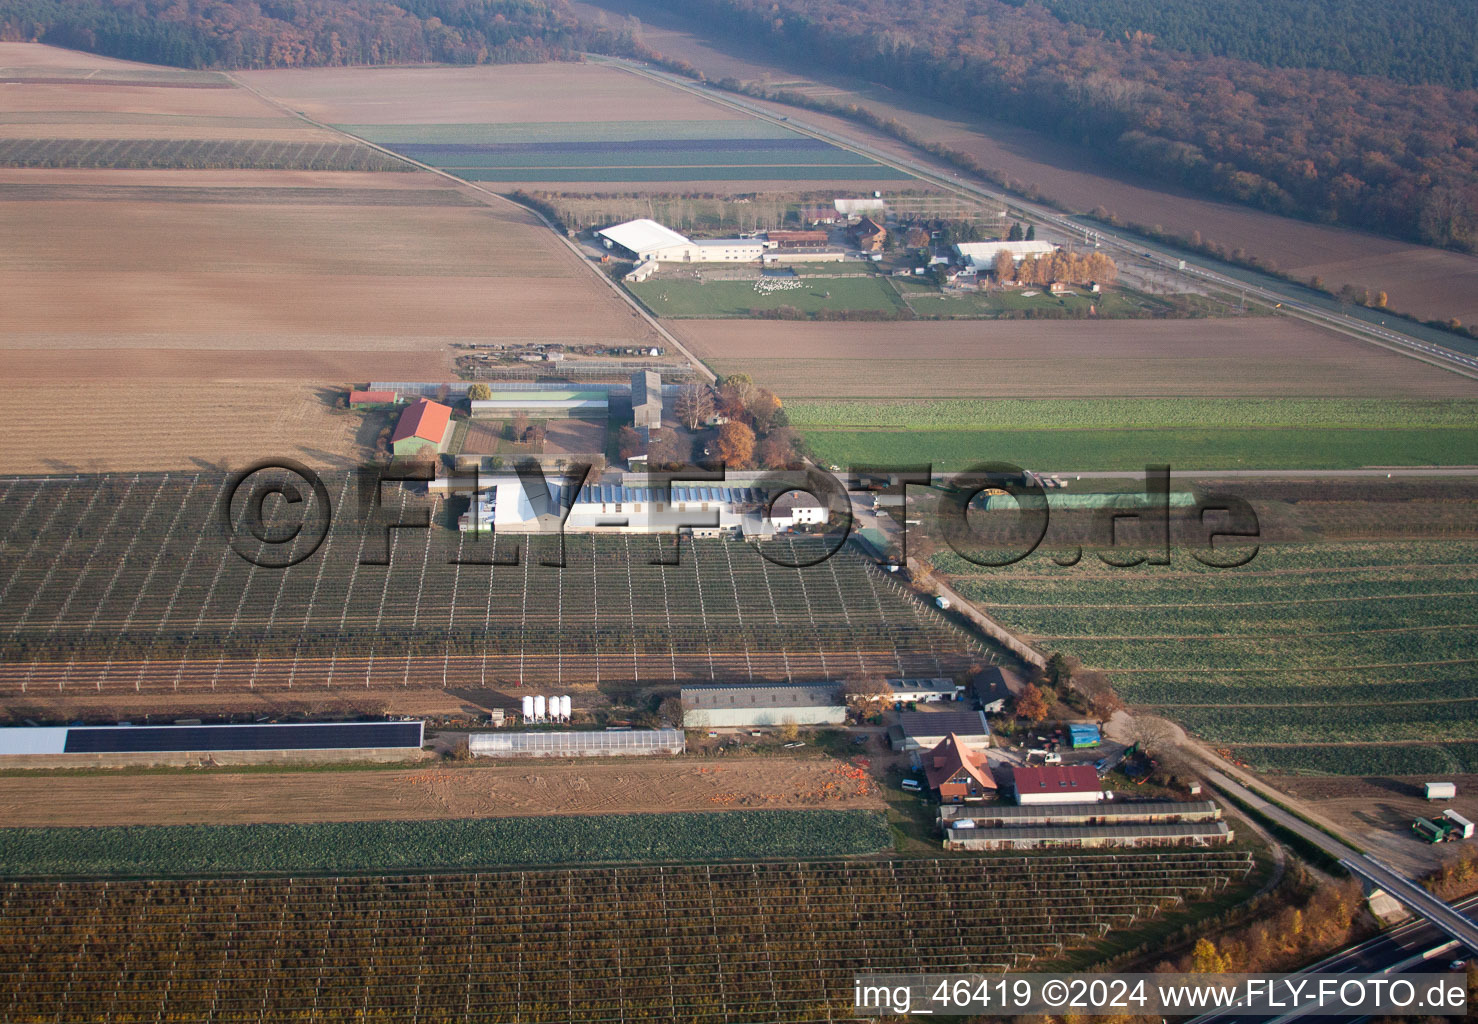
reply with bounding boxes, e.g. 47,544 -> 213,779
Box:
631,369 -> 663,429
953,240 -> 1058,271
973,667 -> 1015,713
851,216 -> 887,252
768,489 -> 828,529
390,398 -> 453,458
891,709 -> 991,752
1011,764 -> 1105,805
681,683 -> 847,728
923,733 -> 997,804
597,218 -> 763,263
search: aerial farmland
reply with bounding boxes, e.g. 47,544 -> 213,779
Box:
2,8 -> 1478,1019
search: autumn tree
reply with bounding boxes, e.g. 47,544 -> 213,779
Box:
1190,938 -> 1231,974
756,428 -> 800,469
746,388 -> 782,434
993,250 -> 1015,282
510,411 -> 530,442
645,429 -> 686,470
1014,683 -> 1050,724
714,421 -> 756,468
617,425 -> 644,461
673,382 -> 715,431
466,382 -> 492,402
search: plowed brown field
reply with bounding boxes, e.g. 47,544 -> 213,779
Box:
238,62 -> 746,125
676,319 -> 1478,398
0,758 -> 883,826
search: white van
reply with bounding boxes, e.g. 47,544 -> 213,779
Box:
901,778 -> 922,792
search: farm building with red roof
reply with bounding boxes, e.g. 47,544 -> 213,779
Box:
390,399 -> 453,458
1010,764 -> 1104,805
349,389 -> 400,408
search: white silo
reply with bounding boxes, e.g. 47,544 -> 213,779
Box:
522,695 -> 534,722
534,695 -> 547,721
559,695 -> 572,721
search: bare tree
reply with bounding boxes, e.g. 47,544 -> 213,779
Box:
674,382 -> 715,431
842,676 -> 893,711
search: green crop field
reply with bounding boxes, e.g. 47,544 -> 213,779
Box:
0,810 -> 891,878
786,398 -> 1478,431
340,120 -> 912,183
801,426 -> 1478,471
792,398 -> 1478,470
630,276 -> 904,317
936,540 -> 1478,775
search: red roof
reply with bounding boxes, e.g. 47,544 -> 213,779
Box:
1010,764 -> 1101,796
391,399 -> 452,444
924,734 -> 996,792
350,390 -> 397,404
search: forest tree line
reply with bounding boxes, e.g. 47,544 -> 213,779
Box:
659,0 -> 1478,254
1035,0 -> 1478,91
0,0 -> 643,69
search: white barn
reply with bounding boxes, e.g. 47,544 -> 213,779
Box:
681,683 -> 846,728
597,218 -> 763,263
953,240 -> 1058,271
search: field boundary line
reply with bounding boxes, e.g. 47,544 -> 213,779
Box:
223,72 -> 715,384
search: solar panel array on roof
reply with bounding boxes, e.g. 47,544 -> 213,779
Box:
61,722 -> 424,754
574,485 -> 765,505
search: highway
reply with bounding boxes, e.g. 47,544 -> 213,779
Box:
592,56 -> 1478,381
1183,898 -> 1471,1024
1196,760 -> 1478,952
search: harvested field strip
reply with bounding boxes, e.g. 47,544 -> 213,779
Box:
416,147 -> 879,168
786,398 -> 1478,430
0,183 -> 476,205
0,811 -> 891,876
799,427 -> 1478,471
0,137 -> 411,171
939,540 -> 1478,774
0,474 -> 987,693
340,120 -> 801,144
455,165 -> 915,182
0,854 -> 1254,1021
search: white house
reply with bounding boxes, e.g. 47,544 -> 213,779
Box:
769,489 -> 828,529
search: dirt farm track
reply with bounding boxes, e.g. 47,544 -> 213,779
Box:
0,757 -> 883,827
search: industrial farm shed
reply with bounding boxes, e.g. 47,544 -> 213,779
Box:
469,729 -> 685,758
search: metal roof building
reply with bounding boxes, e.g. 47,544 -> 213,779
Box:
939,800 -> 1221,827
0,721 -> 424,756
682,683 -> 846,729
469,729 -> 684,758
892,709 -> 991,752
944,821 -> 1232,851
1011,764 -> 1105,805
631,370 -> 662,429
470,391 -> 608,416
